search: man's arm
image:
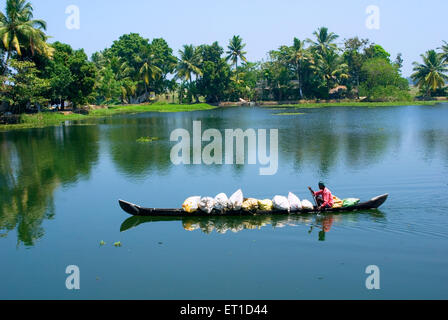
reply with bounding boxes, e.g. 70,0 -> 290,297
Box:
319,200 -> 330,209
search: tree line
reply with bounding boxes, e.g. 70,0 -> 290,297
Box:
1,0 -> 448,114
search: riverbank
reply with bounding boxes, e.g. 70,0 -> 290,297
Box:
0,100 -> 444,132
0,103 -> 217,131
221,100 -> 443,108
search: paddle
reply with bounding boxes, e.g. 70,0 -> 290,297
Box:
308,187 -> 320,211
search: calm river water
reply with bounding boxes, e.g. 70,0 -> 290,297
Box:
1,105 -> 447,299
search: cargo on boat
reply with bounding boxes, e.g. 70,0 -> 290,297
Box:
118,194 -> 388,217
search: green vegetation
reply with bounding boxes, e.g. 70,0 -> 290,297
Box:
273,112 -> 306,116
0,103 -> 217,131
136,136 -> 159,143
0,0 -> 53,62
411,50 -> 448,97
1,0 -> 447,120
266,101 -> 440,109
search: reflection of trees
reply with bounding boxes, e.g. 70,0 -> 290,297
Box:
106,108 -> 403,178
106,116 -> 180,177
280,111 -> 400,175
106,113 -> 231,177
0,126 -> 99,246
419,129 -> 448,163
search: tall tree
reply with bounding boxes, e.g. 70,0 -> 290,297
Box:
39,42 -> 96,108
176,44 -> 202,83
149,38 -> 177,94
196,42 -> 231,103
314,50 -> 348,96
0,0 -> 53,64
106,33 -> 150,81
137,46 -> 162,97
439,41 -> 448,63
226,35 -> 247,70
261,47 -> 295,101
2,59 -> 50,113
289,38 -> 313,99
307,27 -> 339,55
364,44 -> 391,62
343,37 -> 369,98
394,53 -> 403,73
411,50 -> 448,97
360,57 -> 409,101
176,44 -> 202,103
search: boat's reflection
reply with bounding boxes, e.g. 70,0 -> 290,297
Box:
120,210 -> 385,241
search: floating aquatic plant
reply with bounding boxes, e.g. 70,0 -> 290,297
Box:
136,137 -> 159,143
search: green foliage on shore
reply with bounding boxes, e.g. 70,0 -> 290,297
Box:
0,103 -> 217,131
1,0 -> 447,115
267,100 -> 440,109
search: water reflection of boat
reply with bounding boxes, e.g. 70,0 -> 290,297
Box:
118,194 -> 388,217
120,211 -> 385,236
121,214 -> 313,234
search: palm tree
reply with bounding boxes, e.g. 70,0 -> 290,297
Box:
314,50 -> 348,95
176,45 -> 202,83
411,50 -> 448,97
439,41 -> 448,63
0,0 -> 53,63
176,45 -> 202,103
137,47 -> 162,98
226,35 -> 247,71
289,38 -> 313,99
94,52 -> 136,103
307,27 -> 339,55
108,56 -> 135,103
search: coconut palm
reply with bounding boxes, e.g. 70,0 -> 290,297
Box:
108,56 -> 135,102
94,52 -> 137,103
289,38 -> 313,99
307,27 -> 339,55
411,50 -> 448,97
109,56 -> 133,80
176,44 -> 202,83
226,35 -> 247,70
176,45 -> 202,103
314,50 -> 348,95
137,47 -> 162,96
439,41 -> 448,63
0,0 -> 53,62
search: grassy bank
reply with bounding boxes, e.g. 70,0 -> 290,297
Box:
89,103 -> 216,116
1,100 -> 445,132
0,103 -> 216,131
262,100 -> 442,108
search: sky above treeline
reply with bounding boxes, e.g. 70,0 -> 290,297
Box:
6,0 -> 448,77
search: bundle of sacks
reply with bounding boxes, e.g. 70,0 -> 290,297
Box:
271,192 -> 314,212
182,189 -> 316,214
182,189 -> 244,214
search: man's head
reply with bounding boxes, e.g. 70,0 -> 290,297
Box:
318,181 -> 325,190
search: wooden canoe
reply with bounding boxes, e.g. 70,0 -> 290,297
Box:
118,194 -> 388,217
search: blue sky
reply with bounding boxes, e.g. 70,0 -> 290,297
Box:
6,0 -> 448,76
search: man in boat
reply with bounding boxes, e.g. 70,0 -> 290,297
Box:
308,182 -> 334,210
